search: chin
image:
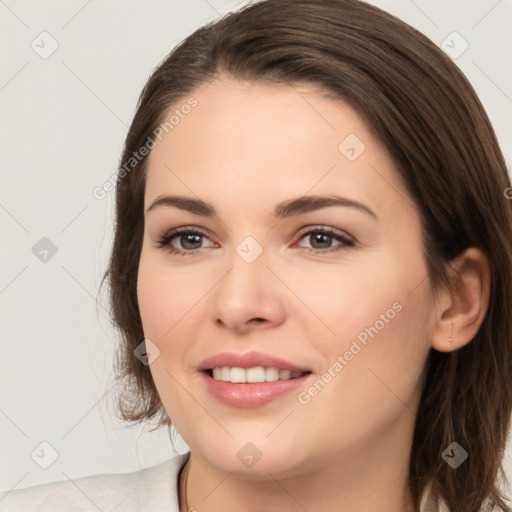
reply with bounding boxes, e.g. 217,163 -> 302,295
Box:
192,435 -> 309,480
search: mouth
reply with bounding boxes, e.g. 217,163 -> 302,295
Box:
197,351 -> 313,407
204,366 -> 312,383
200,368 -> 313,408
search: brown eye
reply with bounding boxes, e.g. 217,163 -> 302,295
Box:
296,227 -> 355,253
154,228 -> 214,256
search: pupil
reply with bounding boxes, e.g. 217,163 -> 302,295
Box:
182,234 -> 201,249
312,233 -> 331,249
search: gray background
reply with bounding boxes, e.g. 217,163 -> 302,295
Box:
1,0 -> 511,492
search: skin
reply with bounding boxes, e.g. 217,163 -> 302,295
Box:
137,76 -> 490,512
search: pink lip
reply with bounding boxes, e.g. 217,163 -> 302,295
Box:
199,371 -> 313,408
198,351 -> 310,372
197,351 -> 312,408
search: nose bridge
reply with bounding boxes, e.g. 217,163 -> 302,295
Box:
219,235 -> 268,304
211,233 -> 283,328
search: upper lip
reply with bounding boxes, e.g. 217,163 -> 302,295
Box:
198,351 -> 311,373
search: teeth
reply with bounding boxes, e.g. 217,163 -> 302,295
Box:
230,367 -> 246,383
247,367 -> 265,383
211,366 -> 304,383
266,367 -> 279,382
279,369 -> 292,380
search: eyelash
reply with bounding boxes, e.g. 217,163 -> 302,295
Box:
154,226 -> 355,256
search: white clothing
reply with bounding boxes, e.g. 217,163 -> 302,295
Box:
0,451 -> 447,511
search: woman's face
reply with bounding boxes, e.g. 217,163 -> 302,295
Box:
137,77 -> 438,478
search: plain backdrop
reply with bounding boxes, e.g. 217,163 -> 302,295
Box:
1,0 -> 511,493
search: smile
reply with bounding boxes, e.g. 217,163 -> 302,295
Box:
210,366 -> 307,383
200,369 -> 313,408
198,351 -> 313,407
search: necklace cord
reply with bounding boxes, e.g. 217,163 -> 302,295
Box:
179,459 -> 191,512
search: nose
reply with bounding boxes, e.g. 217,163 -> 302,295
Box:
210,248 -> 286,335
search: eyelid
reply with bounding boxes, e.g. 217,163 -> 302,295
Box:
295,224 -> 355,242
153,226 -> 216,250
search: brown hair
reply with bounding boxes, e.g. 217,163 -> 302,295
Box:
100,0 -> 512,510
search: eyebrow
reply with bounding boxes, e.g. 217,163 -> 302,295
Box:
145,194 -> 378,221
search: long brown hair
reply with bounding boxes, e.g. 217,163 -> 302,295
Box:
100,1 -> 512,510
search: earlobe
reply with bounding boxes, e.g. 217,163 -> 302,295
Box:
430,248 -> 491,353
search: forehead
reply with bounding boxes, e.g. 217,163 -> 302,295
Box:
144,76 -> 412,222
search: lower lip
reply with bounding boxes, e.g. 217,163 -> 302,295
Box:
200,371 -> 312,408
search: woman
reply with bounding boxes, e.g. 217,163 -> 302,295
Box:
1,0 -> 511,511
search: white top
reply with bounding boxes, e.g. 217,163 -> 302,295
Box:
0,453 -> 190,511
0,451 -> 446,511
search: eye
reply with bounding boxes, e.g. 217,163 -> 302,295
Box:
154,227 -> 214,256
154,225 -> 355,256
295,226 -> 355,253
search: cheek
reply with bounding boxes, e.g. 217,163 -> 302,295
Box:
299,251 -> 433,409
296,291 -> 432,456
136,256 -> 194,419
283,254 -> 407,346
137,271 -> 172,340
137,252 -> 207,340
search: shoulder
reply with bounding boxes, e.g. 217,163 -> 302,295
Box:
0,452 -> 190,512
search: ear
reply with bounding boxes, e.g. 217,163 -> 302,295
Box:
431,248 -> 491,353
